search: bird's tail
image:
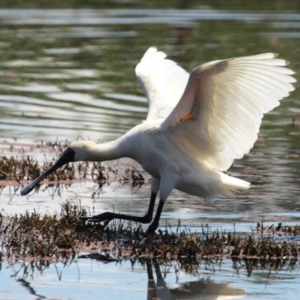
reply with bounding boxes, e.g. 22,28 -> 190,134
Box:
220,172 -> 250,192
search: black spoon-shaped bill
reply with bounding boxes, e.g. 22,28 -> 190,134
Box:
20,148 -> 75,196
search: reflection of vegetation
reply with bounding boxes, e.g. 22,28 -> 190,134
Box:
232,256 -> 299,277
16,278 -> 46,299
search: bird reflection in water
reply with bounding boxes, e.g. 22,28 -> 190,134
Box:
146,259 -> 245,300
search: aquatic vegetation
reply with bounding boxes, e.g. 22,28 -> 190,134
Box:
0,201 -> 299,273
0,155 -> 40,182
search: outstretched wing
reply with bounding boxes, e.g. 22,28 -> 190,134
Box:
160,53 -> 296,171
135,47 -> 189,121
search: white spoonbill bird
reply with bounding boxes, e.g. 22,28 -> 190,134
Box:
21,47 -> 296,233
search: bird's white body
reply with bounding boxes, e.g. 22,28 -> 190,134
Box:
74,120 -> 247,203
71,46 -> 296,203
21,47 -> 296,232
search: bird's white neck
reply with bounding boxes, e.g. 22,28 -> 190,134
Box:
72,134 -> 135,163
71,122 -> 152,163
90,139 -> 129,162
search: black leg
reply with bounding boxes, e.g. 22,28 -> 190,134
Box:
145,199 -> 165,234
80,192 -> 157,225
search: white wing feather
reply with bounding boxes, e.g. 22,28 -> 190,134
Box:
135,47 -> 189,121
161,53 -> 296,171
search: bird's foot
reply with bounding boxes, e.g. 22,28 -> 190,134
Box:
140,221 -> 159,241
80,212 -> 113,228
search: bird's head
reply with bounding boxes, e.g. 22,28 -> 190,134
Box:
20,140 -> 96,196
67,140 -> 97,161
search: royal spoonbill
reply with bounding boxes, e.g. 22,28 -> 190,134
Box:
21,47 -> 296,233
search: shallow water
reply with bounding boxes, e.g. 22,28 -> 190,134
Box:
2,257 -> 300,300
0,1 -> 300,299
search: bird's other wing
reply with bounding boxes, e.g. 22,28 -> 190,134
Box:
135,47 -> 189,121
160,53 -> 296,171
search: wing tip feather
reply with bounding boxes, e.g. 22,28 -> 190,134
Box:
140,46 -> 167,62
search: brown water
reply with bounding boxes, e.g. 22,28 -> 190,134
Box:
0,2 -> 300,299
